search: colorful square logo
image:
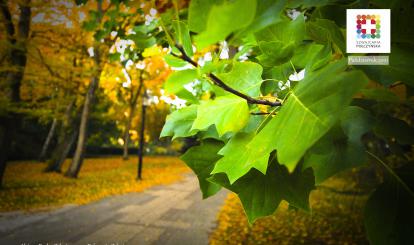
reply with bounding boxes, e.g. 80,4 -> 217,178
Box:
356,14 -> 380,39
347,9 -> 390,53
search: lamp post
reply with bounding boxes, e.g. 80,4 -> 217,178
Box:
137,89 -> 149,180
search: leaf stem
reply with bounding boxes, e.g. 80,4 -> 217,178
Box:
173,45 -> 282,107
255,106 -> 279,133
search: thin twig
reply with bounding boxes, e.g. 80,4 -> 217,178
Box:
173,45 -> 282,107
250,112 -> 275,115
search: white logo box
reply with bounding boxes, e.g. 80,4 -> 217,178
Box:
346,9 -> 390,53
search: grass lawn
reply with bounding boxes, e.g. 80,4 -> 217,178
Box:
210,170 -> 375,245
0,156 -> 190,212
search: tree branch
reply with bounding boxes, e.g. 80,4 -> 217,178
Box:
35,47 -> 66,81
0,0 -> 15,43
173,45 -> 282,107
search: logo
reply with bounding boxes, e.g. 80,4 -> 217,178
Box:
347,9 -> 390,53
356,14 -> 380,39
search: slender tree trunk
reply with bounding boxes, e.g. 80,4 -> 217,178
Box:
44,99 -> 77,172
38,118 -> 58,162
64,0 -> 103,178
137,90 -> 148,180
122,76 -> 143,160
0,0 -> 31,187
122,106 -> 134,160
45,127 -> 78,173
65,75 -> 100,178
45,131 -> 66,172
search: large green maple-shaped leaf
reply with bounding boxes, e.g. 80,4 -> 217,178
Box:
255,14 -> 305,67
181,140 -> 224,199
212,60 -> 369,183
212,133 -> 260,183
216,61 -> 263,97
191,95 -> 249,136
193,0 -> 257,49
209,159 -> 315,223
304,106 -> 374,184
160,105 -> 198,140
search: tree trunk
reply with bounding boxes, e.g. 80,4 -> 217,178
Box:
65,75 -> 100,178
64,0 -> 103,179
38,118 -> 58,162
137,90 -> 148,180
0,0 -> 31,187
0,124 -> 10,187
122,76 -> 144,160
122,106 -> 134,160
44,99 -> 77,172
45,127 -> 78,173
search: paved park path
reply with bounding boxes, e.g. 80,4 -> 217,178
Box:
0,174 -> 228,245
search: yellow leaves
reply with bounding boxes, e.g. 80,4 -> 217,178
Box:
210,174 -> 369,244
142,46 -> 164,57
257,95 -> 280,113
0,157 -> 190,212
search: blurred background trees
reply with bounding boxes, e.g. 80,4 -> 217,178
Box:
0,0 -> 183,186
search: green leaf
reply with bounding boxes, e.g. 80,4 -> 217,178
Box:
255,15 -> 305,67
194,0 -> 257,49
164,69 -> 198,94
304,106 -> 373,184
306,19 -> 346,54
174,90 -> 198,104
361,88 -> 400,103
364,165 -> 414,245
257,41 -> 295,67
209,159 -> 315,223
160,105 -> 198,140
264,60 -> 368,171
261,80 -> 279,95
164,54 -> 189,68
287,0 -> 336,8
181,140 -> 224,199
291,43 -> 332,71
198,125 -> 221,141
128,32 -> 156,50
255,14 -> 305,44
172,21 -> 193,57
212,133 -> 261,182
340,106 -> 373,143
238,0 -> 286,35
216,61 -> 263,97
264,62 -> 293,82
188,0 -> 220,33
191,95 -> 249,136
211,60 -> 368,182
